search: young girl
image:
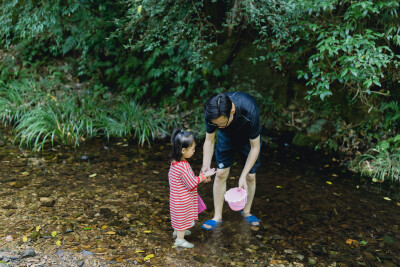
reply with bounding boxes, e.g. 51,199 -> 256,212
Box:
169,128 -> 216,248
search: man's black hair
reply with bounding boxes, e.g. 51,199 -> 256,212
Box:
204,93 -> 232,122
170,128 -> 196,161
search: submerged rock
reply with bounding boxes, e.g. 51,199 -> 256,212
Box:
21,249 -> 36,258
39,197 -> 55,207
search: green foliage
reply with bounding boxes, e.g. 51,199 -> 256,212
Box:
232,0 -> 400,102
381,101 -> 400,132
356,135 -> 400,183
98,99 -> 167,146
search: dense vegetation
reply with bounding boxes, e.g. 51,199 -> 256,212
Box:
0,0 -> 399,184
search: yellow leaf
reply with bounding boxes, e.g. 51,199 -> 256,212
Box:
346,239 -> 358,245
56,240 -> 61,246
135,250 -> 145,253
106,231 -> 116,235
116,257 -> 123,263
144,254 -> 154,261
276,186 -> 282,188
101,225 -> 108,229
138,5 -> 142,14
22,236 -> 28,242
326,181 -> 332,185
51,231 -> 57,237
143,230 -> 151,233
383,197 -> 391,201
397,202 -> 400,206
89,173 -> 97,178
36,226 -> 41,232
21,172 -> 30,176
324,164 -> 330,168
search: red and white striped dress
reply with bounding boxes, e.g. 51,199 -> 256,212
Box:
168,160 -> 201,231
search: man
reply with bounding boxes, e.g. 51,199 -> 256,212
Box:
201,92 -> 261,230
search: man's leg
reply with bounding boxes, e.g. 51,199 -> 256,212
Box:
242,173 -> 259,225
202,167 -> 229,229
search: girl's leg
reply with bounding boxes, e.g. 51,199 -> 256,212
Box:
174,230 -> 194,248
175,230 -> 185,241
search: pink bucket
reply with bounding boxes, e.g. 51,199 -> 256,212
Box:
224,188 -> 247,211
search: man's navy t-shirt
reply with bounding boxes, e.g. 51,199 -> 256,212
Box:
205,92 -> 261,144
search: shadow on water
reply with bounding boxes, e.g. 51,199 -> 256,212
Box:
0,127 -> 399,266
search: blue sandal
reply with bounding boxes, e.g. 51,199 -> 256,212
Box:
238,211 -> 260,225
201,219 -> 222,230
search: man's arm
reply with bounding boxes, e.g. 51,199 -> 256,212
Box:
201,132 -> 215,174
238,135 -> 261,190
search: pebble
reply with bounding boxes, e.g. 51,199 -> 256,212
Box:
39,197 -> 55,207
284,249 -> 294,254
5,235 -> 13,242
81,250 -> 94,256
295,254 -> 304,261
308,258 -> 316,265
21,249 -> 36,258
56,250 -> 65,257
78,260 -> 85,267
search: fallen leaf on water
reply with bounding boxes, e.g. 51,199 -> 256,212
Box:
83,228 -> 92,230
326,181 -> 332,185
144,254 -> 154,261
22,236 -> 28,242
36,226 -> 41,232
346,239 -> 358,245
245,248 -> 253,253
89,173 -> 97,178
397,202 -> 400,206
383,197 -> 391,201
276,186 -> 282,188
21,172 -> 30,176
135,251 -> 145,253
324,164 -> 330,168
331,173 -> 338,177
101,225 -> 108,229
106,231 -> 116,235
56,240 -> 61,246
143,230 -> 151,233
116,257 -> 123,263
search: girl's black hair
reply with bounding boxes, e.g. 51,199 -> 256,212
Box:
170,128 -> 196,161
204,93 -> 232,122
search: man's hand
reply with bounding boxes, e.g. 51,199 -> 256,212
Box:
238,176 -> 248,191
200,167 -> 215,183
200,166 -> 210,175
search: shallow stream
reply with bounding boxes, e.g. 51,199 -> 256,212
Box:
0,127 -> 399,266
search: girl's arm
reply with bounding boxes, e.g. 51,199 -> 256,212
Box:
180,163 -> 206,191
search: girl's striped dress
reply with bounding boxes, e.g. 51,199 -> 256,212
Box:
168,160 -> 201,231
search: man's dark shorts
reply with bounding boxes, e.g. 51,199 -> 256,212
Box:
215,131 -> 261,174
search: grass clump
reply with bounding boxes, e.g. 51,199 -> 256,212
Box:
356,135 -> 400,183
0,76 -> 168,150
